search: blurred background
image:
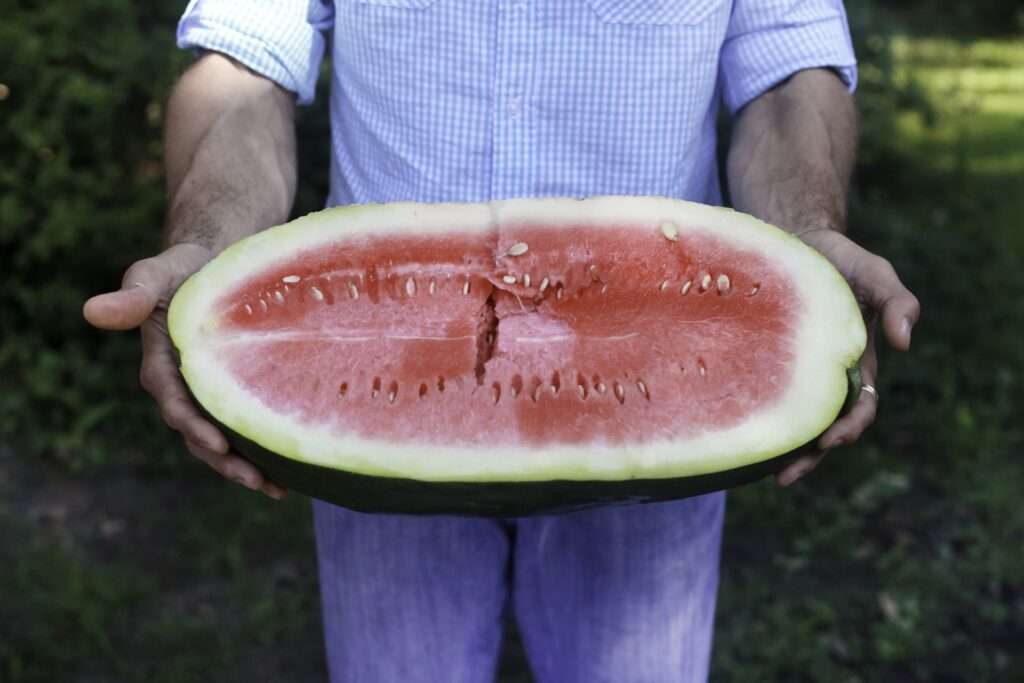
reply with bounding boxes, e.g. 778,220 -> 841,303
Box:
1,1 -> 1022,681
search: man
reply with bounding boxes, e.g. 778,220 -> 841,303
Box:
84,1 -> 919,680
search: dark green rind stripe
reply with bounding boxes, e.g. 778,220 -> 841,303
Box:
229,424 -> 806,517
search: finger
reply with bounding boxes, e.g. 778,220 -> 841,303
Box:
776,450 -> 828,486
818,333 -> 879,449
141,318 -> 229,454
83,254 -> 178,330
185,441 -> 287,500
864,256 -> 920,352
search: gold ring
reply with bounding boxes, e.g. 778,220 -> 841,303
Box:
862,384 -> 878,400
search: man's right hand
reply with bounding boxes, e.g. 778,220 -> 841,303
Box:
83,243 -> 286,499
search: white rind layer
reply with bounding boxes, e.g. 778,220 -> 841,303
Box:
169,196 -> 866,482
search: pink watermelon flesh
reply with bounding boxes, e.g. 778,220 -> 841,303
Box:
209,223 -> 796,447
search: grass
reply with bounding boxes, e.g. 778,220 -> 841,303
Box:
3,31 -> 1023,683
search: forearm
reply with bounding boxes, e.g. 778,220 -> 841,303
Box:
164,52 -> 297,252
727,68 -> 858,235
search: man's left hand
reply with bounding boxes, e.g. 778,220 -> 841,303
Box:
775,228 -> 921,486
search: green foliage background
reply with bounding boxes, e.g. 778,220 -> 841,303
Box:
1,1 -> 1022,681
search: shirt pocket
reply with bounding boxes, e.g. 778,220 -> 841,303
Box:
585,0 -> 726,25
356,0 -> 436,8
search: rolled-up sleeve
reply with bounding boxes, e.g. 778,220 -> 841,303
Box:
177,0 -> 333,105
720,0 -> 857,114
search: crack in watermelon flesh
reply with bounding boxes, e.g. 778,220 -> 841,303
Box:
197,222 -> 799,447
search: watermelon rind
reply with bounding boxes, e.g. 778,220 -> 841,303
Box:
168,196 -> 866,514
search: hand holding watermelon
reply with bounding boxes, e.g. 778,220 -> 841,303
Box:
774,227 -> 921,487
83,243 -> 287,501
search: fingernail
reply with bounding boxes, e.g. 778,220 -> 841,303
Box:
900,317 -> 912,344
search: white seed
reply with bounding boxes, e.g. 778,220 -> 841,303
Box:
589,264 -> 599,279
523,273 -> 531,288
310,286 -> 324,301
660,279 -> 671,292
406,278 -> 416,296
506,242 -> 529,257
274,290 -> 285,304
348,282 -> 359,300
243,304 -> 253,315
492,387 -> 500,405
372,388 -> 379,399
462,279 -> 470,296
502,274 -> 517,284
680,280 -> 691,295
577,384 -> 586,399
717,274 -> 731,294
614,383 -> 625,402
282,275 -> 300,284
700,273 -> 712,291
556,285 -> 564,300
486,332 -> 494,345
429,277 -> 437,295
539,277 -> 550,292
596,382 -> 606,394
532,385 -> 542,402
259,299 -> 268,312
600,283 -> 609,295
749,284 -> 760,296
699,362 -> 707,377
637,380 -> 648,399
660,221 -> 678,242
510,385 -> 519,398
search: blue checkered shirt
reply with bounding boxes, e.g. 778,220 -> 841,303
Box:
178,0 -> 856,207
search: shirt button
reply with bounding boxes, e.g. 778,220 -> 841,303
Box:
506,98 -> 521,117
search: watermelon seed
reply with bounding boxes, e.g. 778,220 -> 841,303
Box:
556,285 -> 564,300
502,274 -> 517,284
551,371 -> 561,394
506,242 -> 529,257
406,278 -> 416,296
749,283 -> 760,296
259,299 -> 268,312
429,277 -> 437,295
388,381 -> 398,403
437,376 -> 446,393
539,277 -> 550,292
600,283 -> 609,295
348,282 -> 359,300
511,375 -> 523,398
523,273 -> 531,288
372,377 -> 381,398
577,373 -> 589,400
244,304 -> 253,315
592,374 -> 606,394
283,275 -> 300,284
492,382 -> 501,404
614,382 -> 625,404
637,380 -> 649,400
680,281 -> 691,296
339,382 -> 348,396
530,378 -> 544,403
660,279 -> 670,292
274,290 -> 285,304
717,274 -> 731,294
698,360 -> 707,377
419,383 -> 428,399
660,221 -> 678,241
310,286 -> 324,301
462,279 -> 470,296
700,273 -> 712,292
589,264 -> 600,280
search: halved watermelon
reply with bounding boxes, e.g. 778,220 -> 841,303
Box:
168,196 -> 865,515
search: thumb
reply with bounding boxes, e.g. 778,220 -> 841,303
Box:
84,244 -> 213,330
84,262 -> 169,330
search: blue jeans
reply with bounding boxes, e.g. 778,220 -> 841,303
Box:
313,492 -> 725,683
